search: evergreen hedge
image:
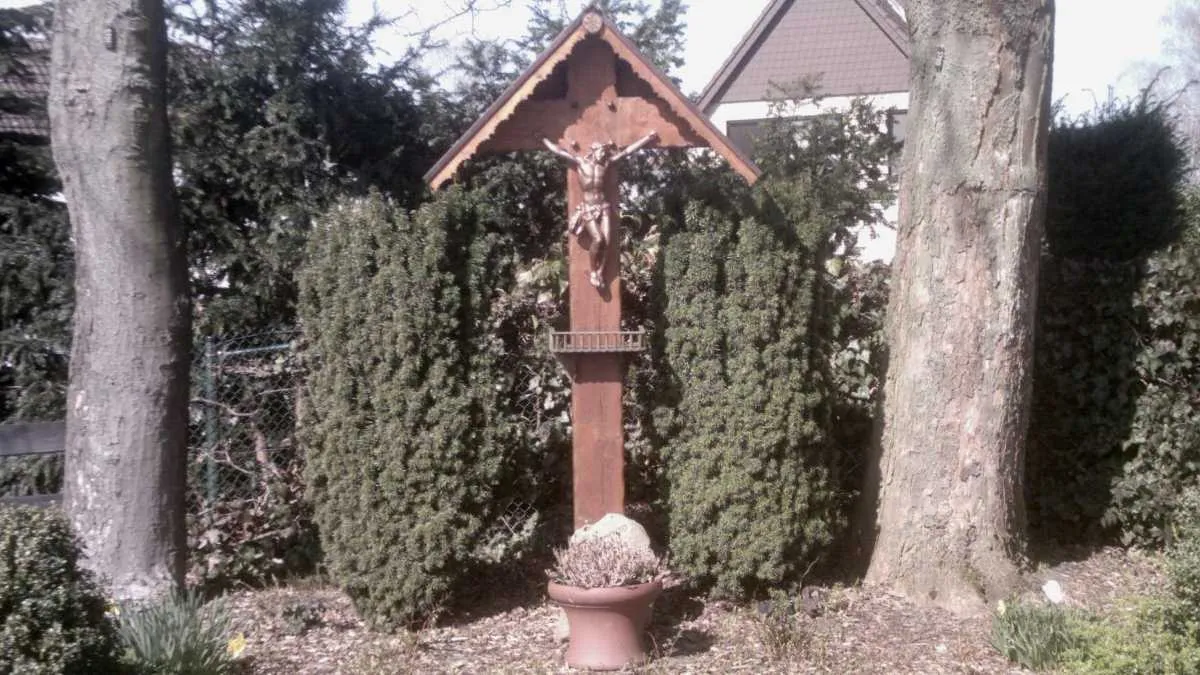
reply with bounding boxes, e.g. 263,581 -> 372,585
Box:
656,195 -> 838,596
1028,96 -> 1200,546
298,189 -> 515,626
647,94 -> 894,595
1029,210 -> 1200,545
1045,97 -> 1187,260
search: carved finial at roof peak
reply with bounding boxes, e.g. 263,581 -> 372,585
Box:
582,10 -> 604,34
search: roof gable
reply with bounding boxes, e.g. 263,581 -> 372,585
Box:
425,4 -> 759,188
699,0 -> 910,113
0,39 -> 50,139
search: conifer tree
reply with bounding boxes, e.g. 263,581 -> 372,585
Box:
0,4 -> 69,423
299,189 -> 514,625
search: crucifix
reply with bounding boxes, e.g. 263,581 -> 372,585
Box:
425,5 -> 759,529
542,133 -> 658,289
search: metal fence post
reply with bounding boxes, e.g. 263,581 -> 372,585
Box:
203,337 -> 219,504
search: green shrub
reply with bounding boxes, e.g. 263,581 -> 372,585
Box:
298,189 -> 515,627
1017,93 -> 1200,546
1045,95 -> 1188,260
0,455 -> 63,502
0,506 -> 122,673
990,600 -> 1078,670
1060,599 -> 1200,675
118,590 -> 237,675
656,197 -> 838,597
1028,202 -> 1200,546
1029,95 -> 1200,546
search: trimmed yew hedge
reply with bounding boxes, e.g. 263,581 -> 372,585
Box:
655,194 -> 839,597
298,189 -> 516,626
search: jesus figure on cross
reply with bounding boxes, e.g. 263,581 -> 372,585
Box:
542,131 -> 658,289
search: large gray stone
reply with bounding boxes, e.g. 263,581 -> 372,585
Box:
569,513 -> 653,555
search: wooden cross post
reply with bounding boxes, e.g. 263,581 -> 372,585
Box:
425,6 -> 759,531
553,37 -> 657,529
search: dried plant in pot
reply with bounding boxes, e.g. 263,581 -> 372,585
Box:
547,533 -> 665,671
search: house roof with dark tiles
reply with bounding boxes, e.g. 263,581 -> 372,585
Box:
0,39 -> 50,139
699,0 -> 910,113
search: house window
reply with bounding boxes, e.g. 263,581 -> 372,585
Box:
726,118 -> 772,158
887,110 -> 908,144
887,110 -> 908,174
727,110 -> 907,162
726,115 -> 829,157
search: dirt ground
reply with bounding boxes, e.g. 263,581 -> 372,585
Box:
224,546 -> 1163,674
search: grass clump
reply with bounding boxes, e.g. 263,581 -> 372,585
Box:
1167,489 -> 1200,619
749,591 -> 811,664
990,600 -> 1079,670
118,590 -> 241,675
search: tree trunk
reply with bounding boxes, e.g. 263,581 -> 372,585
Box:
862,0 -> 1054,614
49,0 -> 190,602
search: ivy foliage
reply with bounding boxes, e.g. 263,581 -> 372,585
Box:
1028,97 -> 1200,547
298,189 -> 516,627
1029,219 -> 1200,546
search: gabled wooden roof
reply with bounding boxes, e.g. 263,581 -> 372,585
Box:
425,3 -> 760,189
0,38 -> 50,139
698,0 -> 910,113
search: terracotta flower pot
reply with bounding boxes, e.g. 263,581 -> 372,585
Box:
548,579 -> 663,671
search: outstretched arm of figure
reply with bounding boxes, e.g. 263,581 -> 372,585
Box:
542,138 -> 579,165
611,130 -> 658,162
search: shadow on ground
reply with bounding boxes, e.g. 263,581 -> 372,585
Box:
646,585 -> 713,657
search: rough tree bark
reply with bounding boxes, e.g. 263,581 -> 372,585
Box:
862,0 -> 1054,614
49,0 -> 190,601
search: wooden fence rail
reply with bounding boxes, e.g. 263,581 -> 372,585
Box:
0,421 -> 65,506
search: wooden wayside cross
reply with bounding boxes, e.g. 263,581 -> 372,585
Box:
426,5 -> 759,529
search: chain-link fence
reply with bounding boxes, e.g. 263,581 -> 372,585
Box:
188,330 -> 302,505
0,330 -> 303,508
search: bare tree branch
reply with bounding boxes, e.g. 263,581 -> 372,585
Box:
401,0 -> 514,39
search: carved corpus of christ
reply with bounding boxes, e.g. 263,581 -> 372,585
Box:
542,131 -> 658,289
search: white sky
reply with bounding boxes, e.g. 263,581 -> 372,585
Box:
0,0 -> 1177,114
347,0 -> 1177,115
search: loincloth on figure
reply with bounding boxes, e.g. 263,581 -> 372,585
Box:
569,202 -> 608,236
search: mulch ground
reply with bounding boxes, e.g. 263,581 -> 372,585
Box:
224,546 -> 1163,674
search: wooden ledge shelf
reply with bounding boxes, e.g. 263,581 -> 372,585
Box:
549,330 -> 646,353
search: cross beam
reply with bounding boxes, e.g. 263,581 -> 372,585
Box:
423,8 -> 760,531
